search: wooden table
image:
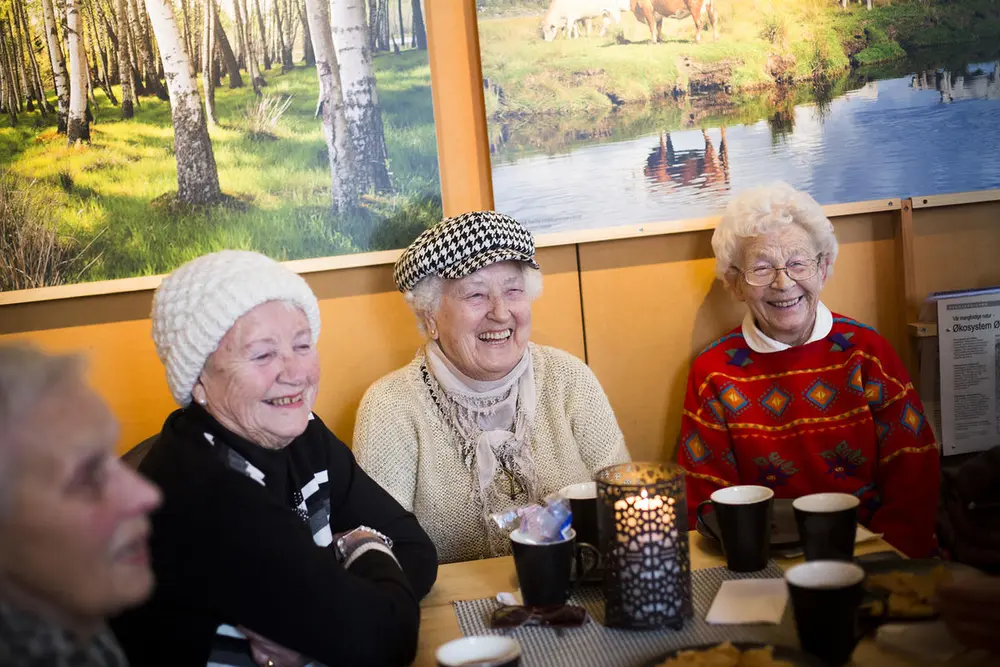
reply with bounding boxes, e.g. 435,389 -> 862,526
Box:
414,532 -> 989,667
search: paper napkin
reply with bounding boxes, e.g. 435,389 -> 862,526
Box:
705,579 -> 788,625
876,621 -> 969,662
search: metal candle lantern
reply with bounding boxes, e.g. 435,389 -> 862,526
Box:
595,462 -> 692,629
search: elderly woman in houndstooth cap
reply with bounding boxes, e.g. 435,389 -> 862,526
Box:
110,250 -> 437,667
353,211 -> 631,564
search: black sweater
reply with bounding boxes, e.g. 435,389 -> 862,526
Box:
110,405 -> 438,666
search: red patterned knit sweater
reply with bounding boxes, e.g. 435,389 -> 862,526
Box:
678,315 -> 940,557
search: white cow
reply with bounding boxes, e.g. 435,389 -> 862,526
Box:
840,0 -> 873,10
541,0 -> 630,41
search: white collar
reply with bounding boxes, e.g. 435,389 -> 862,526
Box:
742,302 -> 833,353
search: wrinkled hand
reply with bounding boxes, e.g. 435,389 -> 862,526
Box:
935,574 -> 1000,652
238,626 -> 310,667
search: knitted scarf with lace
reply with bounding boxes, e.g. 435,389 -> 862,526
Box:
424,341 -> 538,556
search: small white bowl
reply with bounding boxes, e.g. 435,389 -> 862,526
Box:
436,635 -> 521,667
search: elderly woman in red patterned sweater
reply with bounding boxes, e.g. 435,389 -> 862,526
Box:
677,183 -> 939,557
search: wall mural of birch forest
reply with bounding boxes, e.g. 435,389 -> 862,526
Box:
0,0 -> 437,291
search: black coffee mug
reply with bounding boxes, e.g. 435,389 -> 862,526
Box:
785,560 -> 878,666
696,485 -> 774,572
510,528 -> 598,607
436,636 -> 521,667
560,482 -> 599,546
560,482 -> 601,579
793,493 -> 859,562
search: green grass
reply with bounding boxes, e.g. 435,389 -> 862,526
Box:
0,51 -> 441,285
478,0 -> 1000,117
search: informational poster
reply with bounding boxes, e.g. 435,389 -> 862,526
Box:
937,294 -> 1000,456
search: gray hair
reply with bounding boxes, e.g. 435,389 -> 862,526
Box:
0,344 -> 84,512
404,264 -> 544,336
711,182 -> 839,285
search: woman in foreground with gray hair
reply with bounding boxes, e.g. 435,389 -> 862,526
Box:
676,182 -> 939,557
353,211 -> 630,564
111,250 -> 437,667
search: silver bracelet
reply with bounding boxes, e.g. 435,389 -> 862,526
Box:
335,525 -> 394,563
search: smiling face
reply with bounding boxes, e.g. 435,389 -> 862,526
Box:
0,377 -> 161,633
730,225 -> 829,347
194,300 -> 320,449
425,261 -> 533,381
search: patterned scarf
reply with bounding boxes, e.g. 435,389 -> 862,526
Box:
424,341 -> 538,556
0,600 -> 126,667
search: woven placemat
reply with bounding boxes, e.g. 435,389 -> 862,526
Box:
453,562 -> 797,667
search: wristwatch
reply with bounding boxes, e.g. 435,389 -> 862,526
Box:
335,525 -> 394,563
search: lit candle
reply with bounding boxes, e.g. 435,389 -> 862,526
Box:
612,489 -> 678,615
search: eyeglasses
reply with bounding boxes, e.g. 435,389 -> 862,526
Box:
740,254 -> 824,287
490,604 -> 588,629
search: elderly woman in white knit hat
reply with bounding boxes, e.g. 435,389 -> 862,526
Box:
353,211 -> 631,564
110,250 -> 437,667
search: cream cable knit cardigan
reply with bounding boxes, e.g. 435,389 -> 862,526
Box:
353,343 -> 631,564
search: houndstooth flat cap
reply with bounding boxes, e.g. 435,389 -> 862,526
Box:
393,211 -> 540,292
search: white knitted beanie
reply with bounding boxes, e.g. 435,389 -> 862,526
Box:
151,250 -> 322,406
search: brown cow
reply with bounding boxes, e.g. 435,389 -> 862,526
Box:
631,0 -> 718,43
643,127 -> 729,191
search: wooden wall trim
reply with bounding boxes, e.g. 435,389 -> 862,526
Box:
911,189 -> 1000,209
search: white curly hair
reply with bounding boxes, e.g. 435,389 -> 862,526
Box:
711,182 -> 839,286
405,264 -> 544,336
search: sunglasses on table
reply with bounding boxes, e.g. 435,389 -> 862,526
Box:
490,604 -> 588,629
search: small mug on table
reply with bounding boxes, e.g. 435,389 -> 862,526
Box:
510,528 -> 599,607
696,485 -> 774,572
785,560 -> 883,666
793,492 -> 859,561
559,481 -> 602,579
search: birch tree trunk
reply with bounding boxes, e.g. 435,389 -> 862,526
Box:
180,0 -> 194,71
237,0 -> 263,92
7,13 -> 33,110
144,0 -> 222,203
0,35 -> 18,123
331,0 -> 389,192
129,0 -> 167,98
396,0 -> 404,51
85,0 -> 118,104
231,0 -> 247,69
41,0 -> 69,128
273,0 -> 292,71
411,0 -> 425,49
65,0 -> 90,142
213,8 -> 242,87
303,0 -> 359,213
17,0 -> 53,113
253,0 -> 269,69
117,0 -> 135,116
297,0 -> 313,65
201,0 -> 216,124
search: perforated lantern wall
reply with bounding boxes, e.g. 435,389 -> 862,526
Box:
595,462 -> 692,629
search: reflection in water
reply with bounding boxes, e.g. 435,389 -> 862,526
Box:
490,44 -> 1000,234
643,128 -> 729,193
911,65 -> 999,102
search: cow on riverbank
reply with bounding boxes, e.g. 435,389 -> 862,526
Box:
632,0 -> 719,43
541,0 -> 630,41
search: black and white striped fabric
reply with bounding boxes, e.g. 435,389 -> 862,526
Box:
392,211 -> 540,292
453,563 -> 797,667
205,415 -> 331,667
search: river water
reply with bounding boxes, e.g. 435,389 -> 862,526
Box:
488,43 -> 1000,234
